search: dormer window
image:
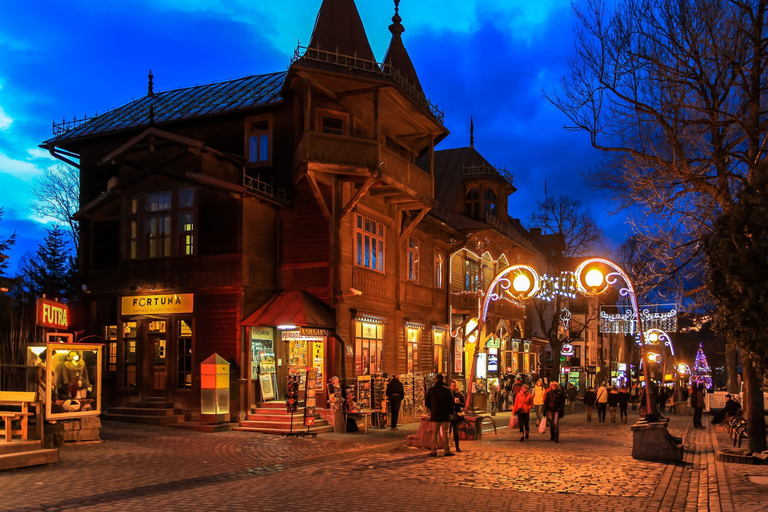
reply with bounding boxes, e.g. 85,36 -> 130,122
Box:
484,189 -> 498,220
465,187 -> 480,218
246,116 -> 271,166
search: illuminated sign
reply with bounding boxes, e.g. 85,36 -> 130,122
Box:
36,298 -> 69,329
121,294 -> 194,315
488,348 -> 498,371
560,341 -> 575,357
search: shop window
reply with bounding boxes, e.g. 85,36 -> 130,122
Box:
484,189 -> 498,220
355,321 -> 382,376
355,214 -> 385,273
433,330 -> 444,373
465,187 -> 480,218
246,117 -> 271,165
406,327 -> 419,373
434,249 -> 445,289
465,258 -> 480,291
122,321 -> 137,388
125,188 -> 196,260
407,237 -> 419,282
177,320 -> 193,389
454,336 -> 463,373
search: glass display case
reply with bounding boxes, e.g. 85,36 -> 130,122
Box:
43,343 -> 103,420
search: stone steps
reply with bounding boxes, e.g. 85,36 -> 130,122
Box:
0,440 -> 59,471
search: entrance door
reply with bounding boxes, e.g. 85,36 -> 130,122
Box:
146,320 -> 168,396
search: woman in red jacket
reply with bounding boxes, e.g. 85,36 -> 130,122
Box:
513,384 -> 534,442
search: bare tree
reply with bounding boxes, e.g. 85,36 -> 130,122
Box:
549,0 -> 768,451
30,164 -> 79,253
528,195 -> 603,257
528,195 -> 604,381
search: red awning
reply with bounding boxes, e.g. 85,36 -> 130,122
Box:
241,290 -> 335,328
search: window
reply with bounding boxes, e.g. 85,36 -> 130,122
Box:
246,117 -> 271,165
407,327 -> 419,373
434,249 -> 445,289
407,237 -> 419,281
484,189 -> 498,220
125,188 -> 196,260
322,116 -> 344,135
465,258 -> 480,291
355,214 -> 385,272
316,109 -> 349,136
433,330 -> 444,373
355,321 -> 382,376
177,320 -> 193,389
465,187 -> 480,218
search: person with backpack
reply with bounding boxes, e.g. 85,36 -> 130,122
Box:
595,382 -> 609,422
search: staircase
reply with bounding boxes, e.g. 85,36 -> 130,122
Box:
0,440 -> 58,471
104,398 -> 186,425
234,402 -> 334,435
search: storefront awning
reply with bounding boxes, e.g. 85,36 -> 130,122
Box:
241,290 -> 335,329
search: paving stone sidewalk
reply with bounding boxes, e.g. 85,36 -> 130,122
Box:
3,409 -> 768,511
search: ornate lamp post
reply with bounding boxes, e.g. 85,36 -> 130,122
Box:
573,257 -> 658,422
465,265 -> 540,412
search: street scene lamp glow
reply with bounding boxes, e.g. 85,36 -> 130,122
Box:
647,331 -> 659,343
585,269 -> 604,288
512,274 -> 531,294
648,353 -> 659,362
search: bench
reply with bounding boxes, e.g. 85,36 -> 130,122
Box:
730,416 -> 748,448
0,391 -> 41,442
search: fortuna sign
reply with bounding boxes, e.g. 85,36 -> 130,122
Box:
36,298 -> 69,329
121,294 -> 194,315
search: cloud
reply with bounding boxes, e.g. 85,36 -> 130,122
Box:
0,152 -> 41,182
0,106 -> 12,130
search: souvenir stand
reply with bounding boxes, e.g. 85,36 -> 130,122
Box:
413,373 -> 426,417
371,374 -> 387,428
328,377 -> 344,432
400,374 -> 415,421
283,373 -> 308,437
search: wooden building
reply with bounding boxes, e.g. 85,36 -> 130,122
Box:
41,0 -> 559,422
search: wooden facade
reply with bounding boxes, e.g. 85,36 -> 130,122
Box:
42,0 -> 559,418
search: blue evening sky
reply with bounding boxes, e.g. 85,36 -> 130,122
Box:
0,0 -> 631,274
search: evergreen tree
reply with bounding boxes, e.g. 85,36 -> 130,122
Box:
17,225 -> 76,301
690,344 -> 712,389
0,207 -> 16,277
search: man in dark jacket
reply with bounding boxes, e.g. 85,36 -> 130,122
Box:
583,386 -> 597,422
386,374 -> 405,430
425,373 -> 455,457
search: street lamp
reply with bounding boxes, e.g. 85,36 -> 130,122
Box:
465,264 -> 540,411
574,257 -> 658,422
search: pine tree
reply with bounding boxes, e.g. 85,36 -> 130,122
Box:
690,344 -> 712,389
17,225 -> 76,301
0,207 -> 16,277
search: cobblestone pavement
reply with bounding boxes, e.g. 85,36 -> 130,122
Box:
3,408 -> 768,512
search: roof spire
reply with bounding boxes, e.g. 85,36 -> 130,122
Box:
148,69 -> 154,97
389,0 -> 404,36
470,116 -> 475,148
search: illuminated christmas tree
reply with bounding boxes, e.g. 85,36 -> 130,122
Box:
689,343 -> 712,389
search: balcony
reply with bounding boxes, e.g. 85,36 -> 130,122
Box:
295,132 -> 433,200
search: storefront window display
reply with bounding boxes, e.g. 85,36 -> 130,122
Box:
250,327 -> 277,404
432,328 -> 445,373
43,343 -> 102,420
355,321 -> 382,376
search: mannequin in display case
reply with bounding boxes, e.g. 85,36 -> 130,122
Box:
59,350 -> 92,400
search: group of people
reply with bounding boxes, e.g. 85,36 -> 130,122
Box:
583,383 -> 631,423
510,380 -> 567,443
424,373 -> 466,456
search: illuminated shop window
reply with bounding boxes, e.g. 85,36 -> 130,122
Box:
355,321 -> 382,376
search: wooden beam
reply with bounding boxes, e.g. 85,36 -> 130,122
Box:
307,171 -> 331,220
296,71 -> 338,101
400,207 -> 431,244
339,177 -> 376,220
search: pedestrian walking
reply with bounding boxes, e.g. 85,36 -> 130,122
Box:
449,380 -> 465,452
513,383 -> 534,442
692,383 -> 706,428
385,374 -> 404,430
425,373 -> 456,457
510,377 -> 523,410
670,387 -> 679,414
489,383 -> 500,416
595,382 -> 609,422
566,383 -> 578,415
543,381 -> 566,443
583,386 -> 596,422
638,385 -> 647,416
532,379 -> 546,426
618,386 -> 630,423
658,385 -> 668,413
608,386 -> 620,423
630,382 -> 638,410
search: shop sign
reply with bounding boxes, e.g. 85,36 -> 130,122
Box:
260,354 -> 276,374
587,366 -> 597,374
121,293 -> 194,315
260,374 -> 275,400
281,330 -> 325,341
488,348 -> 498,371
487,338 -> 500,348
560,340 -> 575,357
36,298 -> 69,329
561,367 -> 571,374
301,327 -> 330,338
570,367 -> 585,372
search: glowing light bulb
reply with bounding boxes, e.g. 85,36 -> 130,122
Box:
585,269 -> 604,288
513,274 -> 531,294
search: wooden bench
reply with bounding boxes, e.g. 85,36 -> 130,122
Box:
0,391 -> 41,443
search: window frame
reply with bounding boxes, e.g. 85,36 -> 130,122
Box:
124,188 -> 196,261
434,248 -> 445,289
245,115 -> 273,167
407,237 -> 419,282
354,214 -> 385,273
315,108 -> 350,137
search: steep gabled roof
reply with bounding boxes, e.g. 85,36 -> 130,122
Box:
45,71 -> 287,145
307,0 -> 376,61
382,3 -> 423,95
430,146 -> 512,207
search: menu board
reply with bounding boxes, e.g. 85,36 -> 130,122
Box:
304,369 -> 318,426
260,374 -> 275,400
